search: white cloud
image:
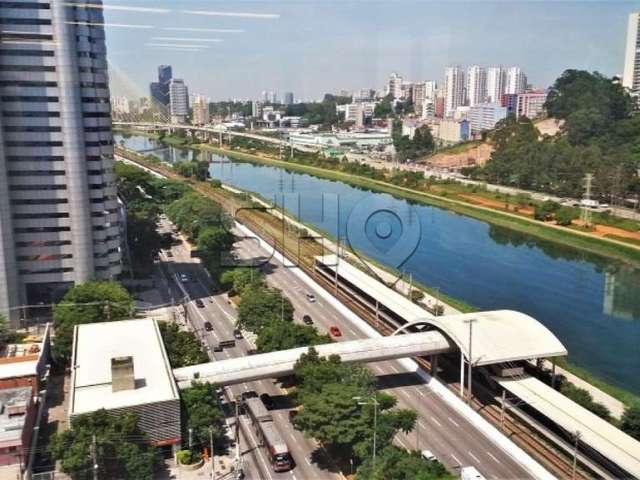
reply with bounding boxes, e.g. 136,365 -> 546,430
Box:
163,27 -> 245,34
151,37 -> 223,43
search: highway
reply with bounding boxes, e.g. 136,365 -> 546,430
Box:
157,218 -> 341,480
157,216 -> 537,479
232,232 -> 536,479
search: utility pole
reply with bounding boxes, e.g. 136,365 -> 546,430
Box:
91,435 -> 98,480
463,318 -> 477,405
188,428 -> 194,450
581,173 -> 594,228
571,431 -> 582,479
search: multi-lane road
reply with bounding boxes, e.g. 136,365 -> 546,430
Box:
157,217 -> 537,479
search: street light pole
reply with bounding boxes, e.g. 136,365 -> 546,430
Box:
571,431 -> 582,479
353,396 -> 378,472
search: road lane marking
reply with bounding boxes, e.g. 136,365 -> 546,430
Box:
451,453 -> 461,466
418,421 -> 426,429
430,416 -> 442,427
447,417 -> 459,427
304,457 -> 311,466
396,437 -> 407,448
486,452 -> 501,464
468,451 -> 480,463
414,388 -> 426,397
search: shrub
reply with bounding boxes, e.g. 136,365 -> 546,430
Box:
176,450 -> 201,465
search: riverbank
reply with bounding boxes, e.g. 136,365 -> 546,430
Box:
115,134 -> 640,407
195,143 -> 640,266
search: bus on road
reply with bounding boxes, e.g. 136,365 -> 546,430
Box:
244,396 -> 293,472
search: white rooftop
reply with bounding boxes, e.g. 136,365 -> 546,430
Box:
316,255 -> 567,366
496,375 -> 640,477
70,318 -> 179,416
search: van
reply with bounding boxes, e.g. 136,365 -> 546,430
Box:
219,339 -> 236,348
421,450 -> 436,461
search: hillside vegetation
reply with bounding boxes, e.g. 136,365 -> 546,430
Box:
465,70 -> 640,201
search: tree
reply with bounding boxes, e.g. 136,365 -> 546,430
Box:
181,382 -> 227,449
554,206 -> 578,226
374,94 -> 394,118
174,160 -> 209,181
0,314 -> 11,347
237,287 -> 294,332
197,226 -> 235,273
256,320 -> 330,353
621,404 -> 640,441
219,268 -> 265,294
49,410 -> 157,480
533,200 -> 560,221
158,322 -> 209,368
356,445 -> 452,480
53,281 -> 134,362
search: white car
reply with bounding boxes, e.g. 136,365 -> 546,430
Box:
306,293 -> 316,303
421,450 -> 436,461
460,466 -> 486,480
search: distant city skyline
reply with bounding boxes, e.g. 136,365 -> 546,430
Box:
106,1 -> 640,100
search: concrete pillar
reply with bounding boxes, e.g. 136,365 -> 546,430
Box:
459,352 -> 465,398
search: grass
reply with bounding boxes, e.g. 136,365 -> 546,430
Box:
555,357 -> 640,409
428,139 -> 483,156
604,234 -> 640,246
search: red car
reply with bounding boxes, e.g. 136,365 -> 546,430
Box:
329,325 -> 342,337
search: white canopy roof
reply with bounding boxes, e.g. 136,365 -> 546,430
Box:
316,255 -> 567,366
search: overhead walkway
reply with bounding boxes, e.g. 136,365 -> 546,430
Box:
495,375 -> 640,478
314,254 -> 568,365
172,330 -> 453,388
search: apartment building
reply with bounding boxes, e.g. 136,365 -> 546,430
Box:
466,66 -> 487,107
169,79 -> 188,124
0,0 -> 122,323
444,66 -> 465,117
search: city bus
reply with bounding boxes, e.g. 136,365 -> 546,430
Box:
244,397 -> 293,472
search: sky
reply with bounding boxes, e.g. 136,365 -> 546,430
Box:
105,0 -> 640,101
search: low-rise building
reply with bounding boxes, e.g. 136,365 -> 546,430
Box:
437,119 -> 470,144
501,93 -> 518,116
69,319 -> 181,456
470,103 -> 507,133
0,325 -> 50,468
516,90 -> 547,119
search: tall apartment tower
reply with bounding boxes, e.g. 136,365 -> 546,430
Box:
0,0 -> 122,324
466,66 -> 487,107
387,72 -> 404,99
486,67 -> 506,103
623,12 -> 640,95
505,66 -> 527,94
149,65 -> 172,108
169,79 -> 188,124
444,66 -> 465,117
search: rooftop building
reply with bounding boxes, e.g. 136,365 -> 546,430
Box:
69,319 -> 181,451
0,387 -> 35,467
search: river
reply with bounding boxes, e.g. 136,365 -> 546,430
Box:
115,133 -> 640,395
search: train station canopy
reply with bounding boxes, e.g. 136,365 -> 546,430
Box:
315,255 -> 567,366
495,375 -> 640,477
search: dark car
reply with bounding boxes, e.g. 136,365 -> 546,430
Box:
241,391 -> 258,402
288,409 -> 298,422
204,321 -> 213,331
212,344 -> 223,352
302,314 -> 313,325
233,328 -> 243,340
260,393 -> 274,410
195,299 -> 205,308
166,251 -> 173,258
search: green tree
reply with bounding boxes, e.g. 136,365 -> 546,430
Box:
53,281 -> 134,362
158,322 -> 208,368
374,94 -> 394,118
554,206 -> 578,226
49,410 -> 157,480
197,226 -> 235,274
256,320 -> 330,353
356,445 -> 452,480
0,314 -> 11,347
219,268 -> 265,294
181,382 -> 227,449
174,160 -> 209,181
237,287 -> 294,332
621,404 -> 640,441
533,200 -> 560,221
